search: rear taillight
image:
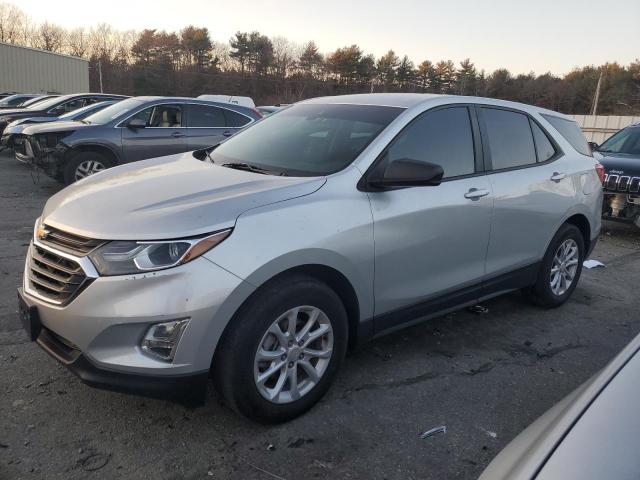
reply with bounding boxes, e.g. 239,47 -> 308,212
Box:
595,162 -> 606,185
252,108 -> 263,118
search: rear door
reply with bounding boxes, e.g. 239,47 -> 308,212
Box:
186,104 -> 253,150
120,103 -> 188,163
479,106 -> 575,278
368,105 -> 493,329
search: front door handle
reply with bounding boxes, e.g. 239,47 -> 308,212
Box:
222,131 -> 233,137
464,188 -> 490,200
550,172 -> 566,182
171,131 -> 185,138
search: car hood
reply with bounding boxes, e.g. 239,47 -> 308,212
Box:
5,117 -> 56,134
595,151 -> 640,176
41,152 -> 326,240
22,120 -> 92,136
0,108 -> 44,118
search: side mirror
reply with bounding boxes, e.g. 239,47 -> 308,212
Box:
588,141 -> 599,151
127,118 -> 146,129
368,158 -> 444,189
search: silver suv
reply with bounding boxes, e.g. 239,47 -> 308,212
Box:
18,94 -> 603,423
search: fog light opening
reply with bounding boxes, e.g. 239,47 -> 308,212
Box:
141,319 -> 190,361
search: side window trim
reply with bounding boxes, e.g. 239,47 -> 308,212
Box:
359,104 -> 486,190
476,105 -> 564,173
186,103 -> 226,128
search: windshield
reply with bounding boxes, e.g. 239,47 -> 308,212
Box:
0,95 -> 32,107
83,98 -> 144,125
599,127 -> 640,155
27,95 -> 71,111
209,103 -> 403,176
59,101 -> 114,120
20,96 -> 50,107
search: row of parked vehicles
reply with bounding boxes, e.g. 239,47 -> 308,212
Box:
0,92 -> 273,184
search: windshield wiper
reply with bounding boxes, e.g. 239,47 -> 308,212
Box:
221,162 -> 282,176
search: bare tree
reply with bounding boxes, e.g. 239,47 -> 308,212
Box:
67,27 -> 89,57
36,22 -> 66,52
0,2 -> 25,43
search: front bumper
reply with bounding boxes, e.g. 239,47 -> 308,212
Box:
20,244 -> 255,400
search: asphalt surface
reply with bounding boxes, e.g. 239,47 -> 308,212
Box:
2,150 -> 640,480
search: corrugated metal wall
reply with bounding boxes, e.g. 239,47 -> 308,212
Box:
570,114 -> 640,143
0,42 -> 89,94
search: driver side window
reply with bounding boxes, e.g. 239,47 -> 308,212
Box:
129,104 -> 184,128
386,107 -> 476,179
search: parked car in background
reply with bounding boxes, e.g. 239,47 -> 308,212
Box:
0,93 -> 44,109
592,123 -> 640,227
479,330 -> 640,479
17,94 -> 602,423
2,101 -> 120,159
0,91 -> 19,100
18,95 -> 60,108
0,93 -> 127,136
256,104 -> 289,116
23,96 -> 261,184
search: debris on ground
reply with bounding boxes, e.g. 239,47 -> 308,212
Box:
467,305 -> 489,314
583,259 -> 606,269
477,426 -> 498,438
420,425 -> 447,439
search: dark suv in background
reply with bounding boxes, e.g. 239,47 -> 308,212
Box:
594,122 -> 640,227
22,96 -> 261,184
0,93 -> 127,136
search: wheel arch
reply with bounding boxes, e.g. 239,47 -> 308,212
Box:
64,143 -> 121,166
211,263 -> 364,373
564,213 -> 592,254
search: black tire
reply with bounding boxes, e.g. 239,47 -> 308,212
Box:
527,223 -> 584,308
63,151 -> 113,185
213,274 -> 348,423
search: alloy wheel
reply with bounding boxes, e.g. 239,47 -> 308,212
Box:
75,160 -> 105,181
253,305 -> 333,404
550,238 -> 579,296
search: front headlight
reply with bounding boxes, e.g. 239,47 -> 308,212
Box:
88,229 -> 231,276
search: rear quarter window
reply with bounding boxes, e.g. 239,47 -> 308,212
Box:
541,114 -> 591,156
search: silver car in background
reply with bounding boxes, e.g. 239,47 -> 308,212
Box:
17,93 -> 603,423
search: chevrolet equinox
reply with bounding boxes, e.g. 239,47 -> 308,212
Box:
18,94 -> 603,423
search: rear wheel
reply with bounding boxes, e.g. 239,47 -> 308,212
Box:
213,274 -> 348,423
63,151 -> 113,185
527,223 -> 584,308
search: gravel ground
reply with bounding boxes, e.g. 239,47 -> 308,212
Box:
2,150 -> 640,480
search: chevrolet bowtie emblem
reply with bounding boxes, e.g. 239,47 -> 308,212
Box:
37,227 -> 50,240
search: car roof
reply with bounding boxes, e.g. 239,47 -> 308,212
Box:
301,93 -> 573,120
131,96 -> 257,113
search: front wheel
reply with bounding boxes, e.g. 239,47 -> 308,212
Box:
527,223 -> 584,308
63,151 -> 113,185
213,274 -> 348,423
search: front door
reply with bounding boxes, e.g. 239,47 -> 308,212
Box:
368,106 -> 493,331
121,103 -> 188,163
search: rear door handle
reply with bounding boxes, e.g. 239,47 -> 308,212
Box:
171,131 -> 185,138
550,172 -> 566,182
464,188 -> 490,200
222,131 -> 233,137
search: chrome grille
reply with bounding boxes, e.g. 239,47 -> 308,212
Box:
39,225 -> 104,256
27,245 -> 88,304
604,174 -> 640,193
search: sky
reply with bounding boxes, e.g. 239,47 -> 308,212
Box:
15,0 -> 640,75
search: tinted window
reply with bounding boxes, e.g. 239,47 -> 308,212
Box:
224,109 -> 251,127
385,107 -> 475,178
52,98 -> 86,114
129,104 -> 183,127
0,95 -> 32,106
189,105 -> 225,127
209,103 -> 402,176
541,114 -> 591,156
483,108 -> 536,170
531,121 -> 557,162
599,127 -> 640,155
